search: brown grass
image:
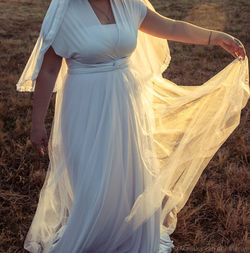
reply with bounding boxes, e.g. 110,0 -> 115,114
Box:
0,0 -> 249,252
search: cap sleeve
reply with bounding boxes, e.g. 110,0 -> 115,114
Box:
130,0 -> 148,28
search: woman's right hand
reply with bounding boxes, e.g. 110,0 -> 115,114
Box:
30,123 -> 48,158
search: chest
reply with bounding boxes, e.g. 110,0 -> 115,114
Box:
53,0 -> 139,61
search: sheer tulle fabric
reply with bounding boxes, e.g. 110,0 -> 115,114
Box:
16,0 -> 249,252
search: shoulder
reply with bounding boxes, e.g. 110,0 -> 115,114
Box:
127,0 -> 148,26
120,0 -> 148,18
119,0 -> 147,10
114,0 -> 148,28
127,0 -> 147,8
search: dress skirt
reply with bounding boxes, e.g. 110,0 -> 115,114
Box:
21,0 -> 249,252
25,57 -> 165,253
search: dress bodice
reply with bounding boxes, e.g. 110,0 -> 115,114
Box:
51,0 -> 147,64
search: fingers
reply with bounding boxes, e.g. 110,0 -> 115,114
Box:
232,38 -> 245,60
220,35 -> 246,61
32,142 -> 45,158
30,125 -> 48,158
230,37 -> 246,60
42,136 -> 49,152
32,137 -> 48,158
222,41 -> 238,59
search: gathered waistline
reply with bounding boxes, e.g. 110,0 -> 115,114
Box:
67,57 -> 130,74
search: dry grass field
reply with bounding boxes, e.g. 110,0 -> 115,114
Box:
0,0 -> 249,252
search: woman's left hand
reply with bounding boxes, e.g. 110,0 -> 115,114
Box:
212,32 -> 246,60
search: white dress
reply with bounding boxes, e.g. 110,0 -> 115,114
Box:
24,0 -> 173,252
22,0 -> 249,252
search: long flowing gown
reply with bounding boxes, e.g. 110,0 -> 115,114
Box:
25,0 -> 167,252
22,0 -> 249,252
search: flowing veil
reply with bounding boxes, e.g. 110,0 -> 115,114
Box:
16,0 -> 249,251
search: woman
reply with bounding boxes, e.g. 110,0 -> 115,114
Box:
16,0 -> 248,252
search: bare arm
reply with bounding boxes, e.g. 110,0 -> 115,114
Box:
31,46 -> 62,157
32,46 -> 62,126
139,8 -> 246,60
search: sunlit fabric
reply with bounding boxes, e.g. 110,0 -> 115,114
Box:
16,0 -> 249,252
